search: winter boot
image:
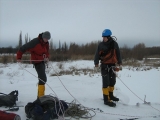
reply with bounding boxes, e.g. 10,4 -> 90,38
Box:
109,92 -> 119,101
103,94 -> 116,107
109,86 -> 119,101
38,85 -> 45,98
102,88 -> 116,107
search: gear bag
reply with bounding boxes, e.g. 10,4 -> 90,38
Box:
0,110 -> 21,120
25,95 -> 68,120
0,90 -> 18,107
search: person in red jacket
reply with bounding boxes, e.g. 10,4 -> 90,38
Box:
17,31 -> 51,98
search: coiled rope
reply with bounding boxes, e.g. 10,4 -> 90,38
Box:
49,62 -> 96,119
18,61 -> 96,120
17,61 -> 160,119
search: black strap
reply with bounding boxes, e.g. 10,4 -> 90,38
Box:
0,93 -> 7,96
4,107 -> 19,111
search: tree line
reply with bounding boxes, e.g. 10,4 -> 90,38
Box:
0,31 -> 160,61
0,42 -> 160,61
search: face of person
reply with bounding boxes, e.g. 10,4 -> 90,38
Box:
103,37 -> 108,42
43,38 -> 49,43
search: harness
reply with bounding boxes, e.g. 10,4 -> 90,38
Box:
99,37 -> 118,64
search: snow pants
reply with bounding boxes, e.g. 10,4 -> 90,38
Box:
34,62 -> 47,85
101,64 -> 116,88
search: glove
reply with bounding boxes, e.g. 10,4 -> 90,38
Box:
114,65 -> 122,72
94,66 -> 100,72
114,67 -> 120,72
44,58 -> 49,63
119,65 -> 122,70
17,59 -> 21,63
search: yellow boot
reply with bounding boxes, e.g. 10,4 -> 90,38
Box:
102,87 -> 116,107
38,85 -> 45,98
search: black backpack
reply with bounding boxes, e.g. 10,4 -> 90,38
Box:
25,95 -> 68,120
0,90 -> 18,107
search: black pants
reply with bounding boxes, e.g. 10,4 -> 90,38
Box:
101,64 -> 116,88
34,62 -> 47,85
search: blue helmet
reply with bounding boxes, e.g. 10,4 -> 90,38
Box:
102,29 -> 112,37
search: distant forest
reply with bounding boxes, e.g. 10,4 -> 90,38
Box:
0,41 -> 160,61
0,31 -> 160,61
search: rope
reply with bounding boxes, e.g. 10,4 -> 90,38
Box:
95,110 -> 159,119
18,60 -> 44,61
65,100 -> 96,120
18,63 -> 57,97
18,62 -> 95,119
112,68 -> 160,113
18,63 -> 66,119
49,62 -> 96,119
17,61 -> 160,119
49,62 -> 160,118
49,63 -> 78,101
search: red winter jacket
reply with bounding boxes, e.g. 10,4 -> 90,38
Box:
17,33 -> 49,63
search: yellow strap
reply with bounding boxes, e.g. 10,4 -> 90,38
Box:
102,88 -> 109,95
109,86 -> 114,92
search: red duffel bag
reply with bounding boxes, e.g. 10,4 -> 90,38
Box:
0,110 -> 21,120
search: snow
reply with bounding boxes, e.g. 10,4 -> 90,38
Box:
0,60 -> 160,120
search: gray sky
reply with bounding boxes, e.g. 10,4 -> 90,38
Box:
0,0 -> 160,48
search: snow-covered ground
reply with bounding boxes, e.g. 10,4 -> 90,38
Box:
0,60 -> 160,120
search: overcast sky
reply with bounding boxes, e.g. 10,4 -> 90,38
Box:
0,0 -> 160,48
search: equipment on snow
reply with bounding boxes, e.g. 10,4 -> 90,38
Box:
0,90 -> 18,107
25,95 -> 68,120
0,110 -> 21,120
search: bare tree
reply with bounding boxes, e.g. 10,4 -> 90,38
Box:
59,40 -> 61,52
121,44 -> 132,60
18,31 -> 22,48
25,33 -> 28,44
50,39 -> 54,50
132,43 -> 146,60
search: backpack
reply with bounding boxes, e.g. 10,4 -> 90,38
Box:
0,110 -> 21,120
0,90 -> 18,107
25,95 -> 68,120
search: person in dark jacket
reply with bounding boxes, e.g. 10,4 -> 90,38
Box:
17,31 -> 51,98
94,29 -> 122,107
